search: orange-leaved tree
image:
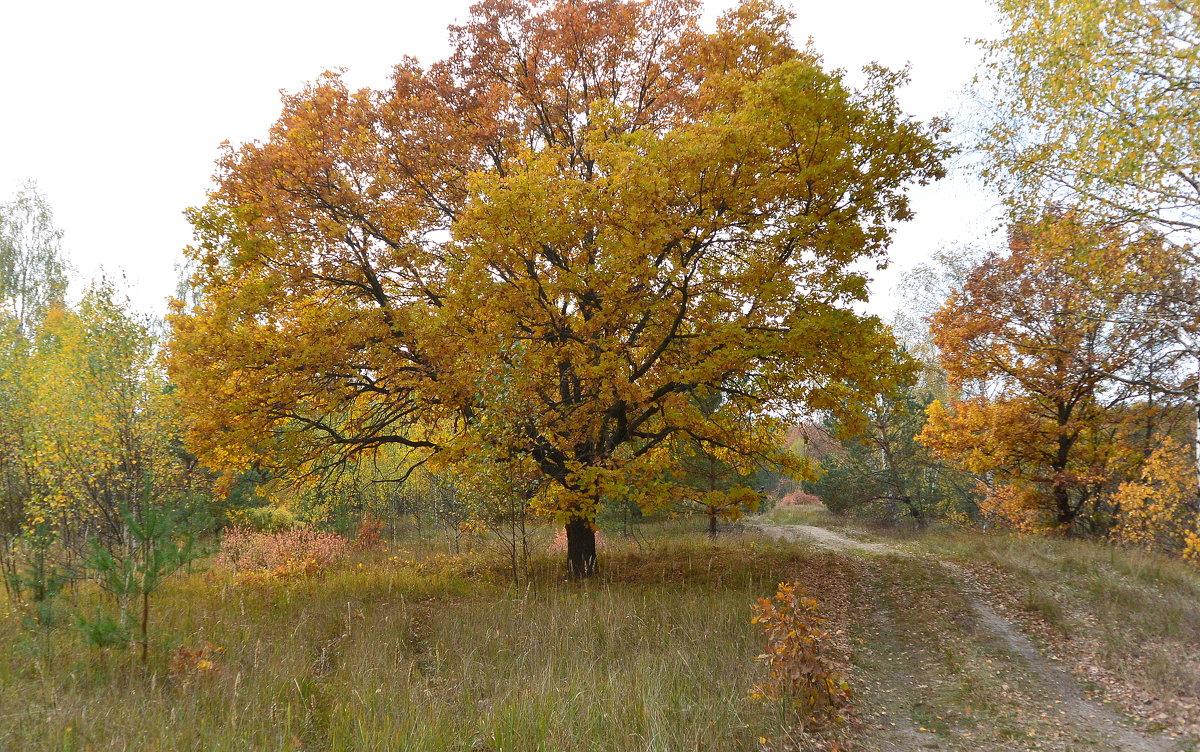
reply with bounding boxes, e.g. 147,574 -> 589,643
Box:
169,0 -> 946,576
921,212 -> 1167,533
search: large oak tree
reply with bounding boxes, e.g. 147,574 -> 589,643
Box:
169,0 -> 947,575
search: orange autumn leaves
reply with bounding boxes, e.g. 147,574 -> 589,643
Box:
920,212 -> 1197,547
168,0 -> 947,532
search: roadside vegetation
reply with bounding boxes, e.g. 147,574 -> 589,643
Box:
0,522 -> 844,752
6,511 -> 1197,751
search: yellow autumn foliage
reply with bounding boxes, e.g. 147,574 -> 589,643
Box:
1110,439 -> 1199,558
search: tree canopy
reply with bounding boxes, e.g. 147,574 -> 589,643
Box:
0,182 -> 68,337
920,213 -> 1170,532
981,0 -> 1200,235
169,0 -> 948,574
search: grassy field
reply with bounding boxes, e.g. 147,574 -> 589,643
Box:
0,524 -> 851,752
2,513 -> 1198,751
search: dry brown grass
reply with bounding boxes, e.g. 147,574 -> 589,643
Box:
0,525 -> 855,751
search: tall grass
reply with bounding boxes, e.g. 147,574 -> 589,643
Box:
0,528 -> 836,751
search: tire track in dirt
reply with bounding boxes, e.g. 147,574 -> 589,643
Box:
751,522 -> 1178,752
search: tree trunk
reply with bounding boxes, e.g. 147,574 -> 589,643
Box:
1052,484 -> 1075,530
708,512 -> 718,537
1053,413 -> 1077,531
901,496 -> 926,529
1192,393 -> 1200,527
140,589 -> 149,664
565,518 -> 597,578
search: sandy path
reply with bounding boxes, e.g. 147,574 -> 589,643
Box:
752,521 -> 1178,752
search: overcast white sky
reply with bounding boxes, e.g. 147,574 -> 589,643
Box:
0,0 -> 1002,317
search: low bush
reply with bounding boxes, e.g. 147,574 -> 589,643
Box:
776,491 -> 822,507
214,527 -> 349,581
227,505 -> 300,533
353,516 -> 386,551
751,580 -> 851,725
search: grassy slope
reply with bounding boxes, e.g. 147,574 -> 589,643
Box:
918,525 -> 1200,741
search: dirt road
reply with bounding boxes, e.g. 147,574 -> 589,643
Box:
752,521 -> 1181,752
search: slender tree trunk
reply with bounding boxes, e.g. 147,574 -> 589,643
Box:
565,518 -> 597,578
901,497 -> 926,529
140,589 -> 149,664
1192,391 -> 1200,526
1181,343 -> 1199,541
509,498 -> 520,587
0,538 -> 13,603
519,507 -> 529,577
708,512 -> 718,537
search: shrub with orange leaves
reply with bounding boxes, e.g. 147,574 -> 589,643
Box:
775,490 -> 821,508
169,641 -> 222,677
353,516 -> 386,551
215,527 -> 348,581
978,482 -> 1056,534
750,581 -> 850,724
